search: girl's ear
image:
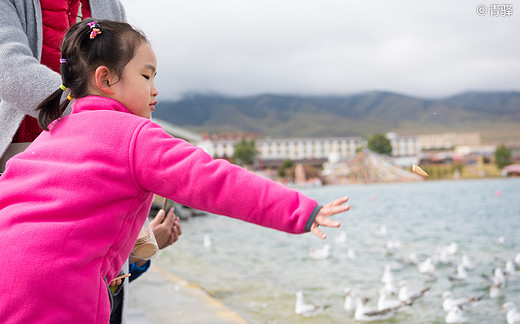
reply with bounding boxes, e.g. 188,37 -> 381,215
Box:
94,66 -> 116,95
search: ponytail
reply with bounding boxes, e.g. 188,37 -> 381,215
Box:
37,86 -> 71,131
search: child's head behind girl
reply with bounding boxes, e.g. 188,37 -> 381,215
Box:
38,18 -> 158,130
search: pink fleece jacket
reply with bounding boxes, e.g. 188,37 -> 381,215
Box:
0,96 -> 319,323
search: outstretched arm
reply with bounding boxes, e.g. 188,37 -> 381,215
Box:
310,196 -> 349,239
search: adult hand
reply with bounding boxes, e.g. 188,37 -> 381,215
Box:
310,196 -> 349,239
150,206 -> 182,249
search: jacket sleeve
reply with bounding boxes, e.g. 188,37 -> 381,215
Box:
0,0 -> 62,118
130,121 -> 319,234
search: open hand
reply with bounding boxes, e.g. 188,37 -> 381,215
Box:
310,196 -> 349,239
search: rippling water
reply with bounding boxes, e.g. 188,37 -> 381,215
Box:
155,178 -> 520,323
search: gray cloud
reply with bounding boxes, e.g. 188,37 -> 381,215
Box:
123,0 -> 520,99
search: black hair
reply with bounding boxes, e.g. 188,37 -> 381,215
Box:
37,18 -> 149,130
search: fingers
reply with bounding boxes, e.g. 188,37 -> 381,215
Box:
175,217 -> 182,236
322,196 -> 350,216
167,234 -> 175,246
310,224 -> 327,239
150,209 -> 166,226
168,221 -> 181,245
315,215 -> 341,228
109,279 -> 122,287
163,206 -> 176,226
331,195 -> 349,206
161,216 -> 182,247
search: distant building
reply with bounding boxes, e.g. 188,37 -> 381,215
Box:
198,136 -> 366,165
257,137 -> 364,161
199,138 -> 236,159
385,132 -> 483,167
454,145 -> 494,155
384,132 -> 482,156
386,132 -> 421,157
418,132 -> 481,150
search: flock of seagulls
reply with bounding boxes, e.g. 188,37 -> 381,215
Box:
199,225 -> 518,323
293,227 -> 520,323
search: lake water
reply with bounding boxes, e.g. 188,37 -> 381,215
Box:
154,178 -> 520,323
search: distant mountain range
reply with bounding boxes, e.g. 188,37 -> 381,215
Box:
153,91 -> 520,143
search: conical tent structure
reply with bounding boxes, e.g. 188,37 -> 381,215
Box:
322,151 -> 423,184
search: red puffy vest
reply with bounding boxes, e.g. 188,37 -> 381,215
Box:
13,0 -> 91,143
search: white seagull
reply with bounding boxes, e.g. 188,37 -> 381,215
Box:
294,290 -> 329,317
418,256 -> 437,278
381,264 -> 393,284
397,252 -> 418,266
482,268 -> 506,298
505,260 -> 520,280
502,302 -> 520,324
347,248 -> 357,260
436,247 -> 451,265
434,243 -> 458,266
448,264 -> 469,284
375,225 -> 387,237
343,288 -> 358,312
334,231 -> 347,245
377,288 -> 406,310
203,234 -> 213,249
381,277 -> 398,296
441,291 -> 484,312
384,240 -> 400,255
447,242 -> 458,255
493,236 -> 506,246
308,244 -> 331,260
354,297 -> 409,322
398,280 -> 431,303
445,305 -> 468,324
461,254 -> 474,270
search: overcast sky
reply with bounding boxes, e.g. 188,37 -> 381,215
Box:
122,0 -> 520,100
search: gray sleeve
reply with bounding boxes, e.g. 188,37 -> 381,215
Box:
0,0 -> 127,119
0,0 -> 62,118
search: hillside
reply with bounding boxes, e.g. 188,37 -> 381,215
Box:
153,91 -> 520,143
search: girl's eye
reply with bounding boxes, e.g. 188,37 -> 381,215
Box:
142,75 -> 150,80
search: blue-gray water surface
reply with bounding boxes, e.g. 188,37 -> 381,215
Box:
155,178 -> 520,323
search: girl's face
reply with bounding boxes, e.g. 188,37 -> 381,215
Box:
110,43 -> 158,119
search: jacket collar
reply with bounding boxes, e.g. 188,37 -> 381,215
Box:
71,95 -> 131,114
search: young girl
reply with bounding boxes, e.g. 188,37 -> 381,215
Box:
0,19 -> 349,323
